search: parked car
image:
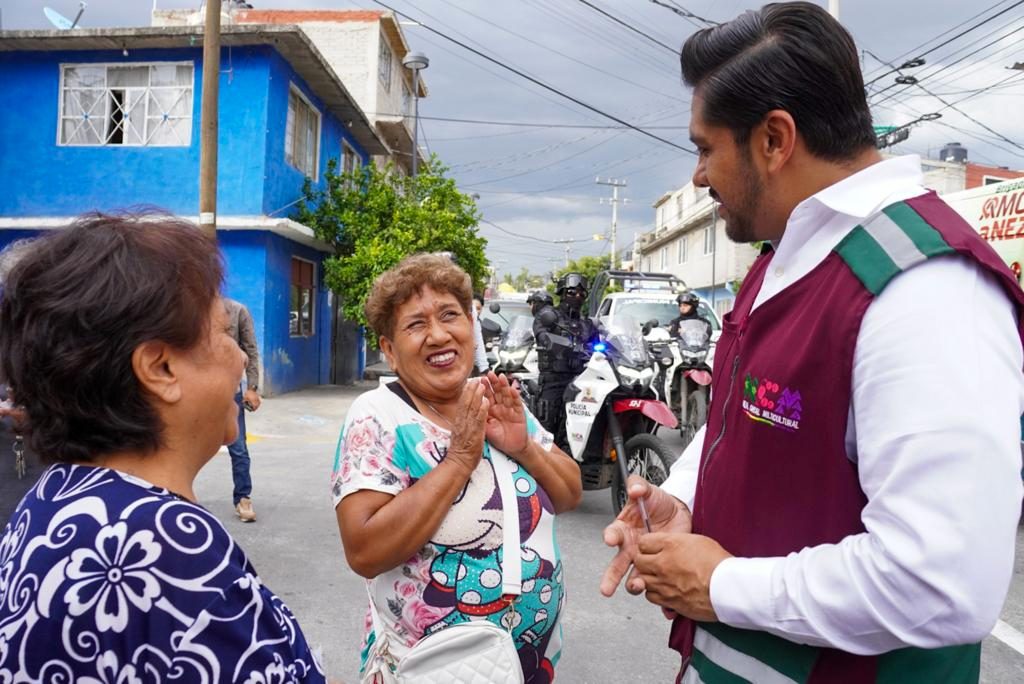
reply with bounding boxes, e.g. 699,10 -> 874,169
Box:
595,290 -> 721,342
480,299 -> 534,334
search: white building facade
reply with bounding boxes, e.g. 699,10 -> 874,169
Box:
153,7 -> 426,174
637,182 -> 759,317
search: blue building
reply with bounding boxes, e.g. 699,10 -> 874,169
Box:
0,25 -> 387,394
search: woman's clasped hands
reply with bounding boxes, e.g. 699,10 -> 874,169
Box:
445,371 -> 530,473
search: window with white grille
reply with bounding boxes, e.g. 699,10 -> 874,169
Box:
378,38 -> 393,92
59,63 -> 194,146
660,247 -> 668,270
342,140 -> 360,175
703,226 -> 714,255
285,87 -> 321,179
677,237 -> 687,263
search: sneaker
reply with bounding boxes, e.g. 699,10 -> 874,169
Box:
235,497 -> 256,522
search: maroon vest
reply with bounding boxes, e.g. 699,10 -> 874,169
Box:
669,192 -> 1024,682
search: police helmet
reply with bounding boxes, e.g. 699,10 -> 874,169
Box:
676,291 -> 699,306
556,272 -> 588,295
527,290 -> 553,306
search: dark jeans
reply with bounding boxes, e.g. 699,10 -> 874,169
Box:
228,390 -> 252,505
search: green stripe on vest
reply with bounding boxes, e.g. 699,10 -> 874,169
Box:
835,226 -> 901,295
881,202 -> 956,258
698,622 -> 817,682
876,643 -> 980,683
691,648 -> 751,684
835,200 -> 955,295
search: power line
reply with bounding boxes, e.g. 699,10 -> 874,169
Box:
865,49 -> 1024,154
864,0 -> 1024,87
368,1 -> 696,152
870,18 -> 1024,107
649,0 -> 720,26
364,112 -> 689,130
573,0 -> 678,53
862,0 -> 1015,83
433,0 -> 689,104
522,0 -> 681,80
480,219 -> 558,244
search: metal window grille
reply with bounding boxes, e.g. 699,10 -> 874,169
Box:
59,63 -> 193,147
378,38 -> 392,92
285,88 -> 320,179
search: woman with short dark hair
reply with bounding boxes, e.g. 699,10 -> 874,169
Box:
0,212 -> 325,682
333,253 -> 581,683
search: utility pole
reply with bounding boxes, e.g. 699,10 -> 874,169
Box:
597,178 -> 628,269
198,0 -> 222,238
828,0 -> 839,19
552,238 -> 573,267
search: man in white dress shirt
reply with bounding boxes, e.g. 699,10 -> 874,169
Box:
600,3 -> 1024,682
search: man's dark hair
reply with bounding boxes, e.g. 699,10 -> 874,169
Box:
473,292 -> 485,306
681,1 -> 876,160
0,211 -> 224,463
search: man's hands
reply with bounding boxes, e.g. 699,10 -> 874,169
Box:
243,388 -> 262,411
601,475 -> 732,623
600,476 -> 692,597
634,533 -> 732,622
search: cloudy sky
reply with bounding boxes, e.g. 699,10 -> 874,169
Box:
4,0 -> 1023,278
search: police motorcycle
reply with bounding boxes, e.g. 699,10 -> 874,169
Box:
649,318 -> 713,447
537,308 -> 679,513
485,304 -> 539,380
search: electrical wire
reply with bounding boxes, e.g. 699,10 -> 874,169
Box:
864,0 -> 1024,87
363,113 -> 689,129
871,18 -> 1024,107
865,49 -> 1024,154
573,0 -> 678,53
433,0 -> 689,104
369,0 -> 695,153
523,0 -> 681,80
649,0 -> 719,27
862,0 -> 1015,83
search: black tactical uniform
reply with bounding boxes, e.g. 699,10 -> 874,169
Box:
533,274 -> 597,448
668,291 -> 713,341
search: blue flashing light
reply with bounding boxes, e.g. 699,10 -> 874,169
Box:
592,342 -> 608,353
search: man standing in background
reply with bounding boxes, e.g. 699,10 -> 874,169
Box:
225,298 -> 261,522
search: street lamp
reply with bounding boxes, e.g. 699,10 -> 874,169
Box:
402,50 -> 429,177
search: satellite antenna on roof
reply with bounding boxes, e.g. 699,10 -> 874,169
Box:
43,2 -> 87,30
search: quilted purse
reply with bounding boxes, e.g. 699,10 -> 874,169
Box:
361,447 -> 525,684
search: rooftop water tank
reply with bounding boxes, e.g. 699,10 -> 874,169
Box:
940,142 -> 968,164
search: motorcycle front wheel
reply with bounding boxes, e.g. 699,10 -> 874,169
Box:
611,433 -> 678,514
681,389 -> 707,447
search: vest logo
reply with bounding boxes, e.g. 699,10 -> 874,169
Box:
741,373 -> 802,432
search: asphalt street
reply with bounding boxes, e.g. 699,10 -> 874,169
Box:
4,384 -> 1022,682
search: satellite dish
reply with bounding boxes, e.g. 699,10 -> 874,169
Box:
43,2 -> 87,30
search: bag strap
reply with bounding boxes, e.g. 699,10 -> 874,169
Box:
366,445 -> 525,650
490,447 -> 522,596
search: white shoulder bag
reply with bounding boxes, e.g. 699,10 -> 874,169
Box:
361,448 -> 526,684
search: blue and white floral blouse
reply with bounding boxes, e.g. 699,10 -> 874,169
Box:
0,464 -> 325,683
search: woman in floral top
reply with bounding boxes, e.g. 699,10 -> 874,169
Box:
333,254 -> 583,683
0,213 -> 324,682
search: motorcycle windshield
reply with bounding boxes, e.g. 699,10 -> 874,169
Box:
501,316 -> 535,350
676,319 -> 710,352
601,314 -> 650,367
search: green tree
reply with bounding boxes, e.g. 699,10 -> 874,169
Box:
547,254 -> 612,294
294,156 -> 487,344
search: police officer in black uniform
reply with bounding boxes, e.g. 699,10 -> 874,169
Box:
668,291 -> 713,340
533,273 -> 597,448
527,290 -> 554,317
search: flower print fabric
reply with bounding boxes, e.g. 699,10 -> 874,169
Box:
0,464 -> 325,683
331,384 -> 564,684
